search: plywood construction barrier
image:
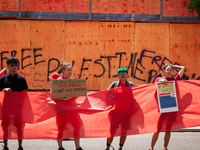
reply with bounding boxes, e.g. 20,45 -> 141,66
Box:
0,0 -> 198,21
0,20 -> 199,90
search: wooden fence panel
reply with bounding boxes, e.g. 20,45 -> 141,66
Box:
65,21 -> 100,90
92,0 -> 160,15
135,23 -> 169,84
0,20 -> 200,90
100,22 -> 135,90
30,21 -> 65,90
0,0 -> 18,11
163,0 -> 197,17
169,24 -> 200,80
0,20 -> 30,86
21,0 -> 89,13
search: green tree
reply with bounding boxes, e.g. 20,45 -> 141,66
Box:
186,0 -> 200,20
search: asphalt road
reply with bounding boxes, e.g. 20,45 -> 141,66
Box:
2,132 -> 200,150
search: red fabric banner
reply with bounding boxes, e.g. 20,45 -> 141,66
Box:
0,68 -> 6,78
0,80 -> 200,139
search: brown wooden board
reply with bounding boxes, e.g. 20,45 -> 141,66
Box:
135,23 -> 169,84
0,20 -> 31,87
30,20 -> 65,90
163,0 -> 198,17
92,0 -> 160,15
0,0 -> 18,11
51,78 -> 87,99
99,22 -> 135,89
21,0 -> 89,13
65,21 -> 101,90
169,24 -> 200,80
0,20 -> 200,90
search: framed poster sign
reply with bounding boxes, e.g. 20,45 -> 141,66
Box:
156,81 -> 178,113
51,79 -> 87,99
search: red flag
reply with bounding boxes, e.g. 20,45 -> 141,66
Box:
0,80 -> 199,139
0,68 -> 6,78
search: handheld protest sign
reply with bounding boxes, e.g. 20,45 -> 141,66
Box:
156,81 -> 178,113
51,79 -> 87,99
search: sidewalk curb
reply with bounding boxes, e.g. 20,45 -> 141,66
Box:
172,128 -> 200,132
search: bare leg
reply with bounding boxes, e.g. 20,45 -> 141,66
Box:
3,126 -> 9,148
3,140 -> 8,148
150,132 -> 160,150
119,136 -> 126,145
57,139 -> 63,148
18,140 -> 22,147
17,127 -> 23,148
74,138 -> 80,148
163,131 -> 171,150
107,137 -> 114,145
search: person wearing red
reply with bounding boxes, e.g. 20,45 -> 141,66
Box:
52,60 -> 83,150
105,68 -> 134,150
149,64 -> 185,150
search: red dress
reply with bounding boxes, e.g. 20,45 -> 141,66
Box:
154,74 -> 181,132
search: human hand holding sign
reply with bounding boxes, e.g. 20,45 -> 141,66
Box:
159,79 -> 168,85
57,94 -> 72,101
3,88 -> 12,93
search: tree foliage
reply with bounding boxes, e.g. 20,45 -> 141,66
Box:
186,0 -> 200,20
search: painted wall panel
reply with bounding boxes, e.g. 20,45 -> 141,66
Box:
169,24 -> 200,79
99,22 -> 135,89
0,20 -> 30,85
65,21 -> 100,90
0,20 -> 199,91
92,0 -> 160,15
135,23 -> 169,85
30,21 -> 65,90
21,0 -> 89,13
0,0 -> 18,11
163,0 -> 197,17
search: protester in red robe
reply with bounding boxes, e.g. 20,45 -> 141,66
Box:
52,60 -> 83,150
149,64 -> 185,150
105,68 -> 134,150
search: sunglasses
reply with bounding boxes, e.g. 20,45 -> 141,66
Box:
118,72 -> 127,75
10,63 -> 18,67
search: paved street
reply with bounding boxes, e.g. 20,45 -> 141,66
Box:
2,132 -> 200,150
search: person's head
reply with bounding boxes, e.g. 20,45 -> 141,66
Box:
163,64 -> 174,78
6,56 -> 19,75
118,68 -> 128,83
59,60 -> 73,79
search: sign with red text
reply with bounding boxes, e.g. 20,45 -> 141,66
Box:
156,81 -> 178,113
51,79 -> 87,99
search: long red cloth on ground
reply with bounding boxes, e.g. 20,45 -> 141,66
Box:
0,80 -> 199,139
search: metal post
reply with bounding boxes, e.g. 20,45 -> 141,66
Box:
89,0 -> 92,19
160,0 -> 163,21
18,0 -> 21,18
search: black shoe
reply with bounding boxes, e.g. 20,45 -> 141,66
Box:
76,147 -> 83,150
2,146 -> 9,150
18,146 -> 23,150
58,147 -> 65,150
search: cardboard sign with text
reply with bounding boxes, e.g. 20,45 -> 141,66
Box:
156,81 -> 178,113
51,79 -> 87,99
